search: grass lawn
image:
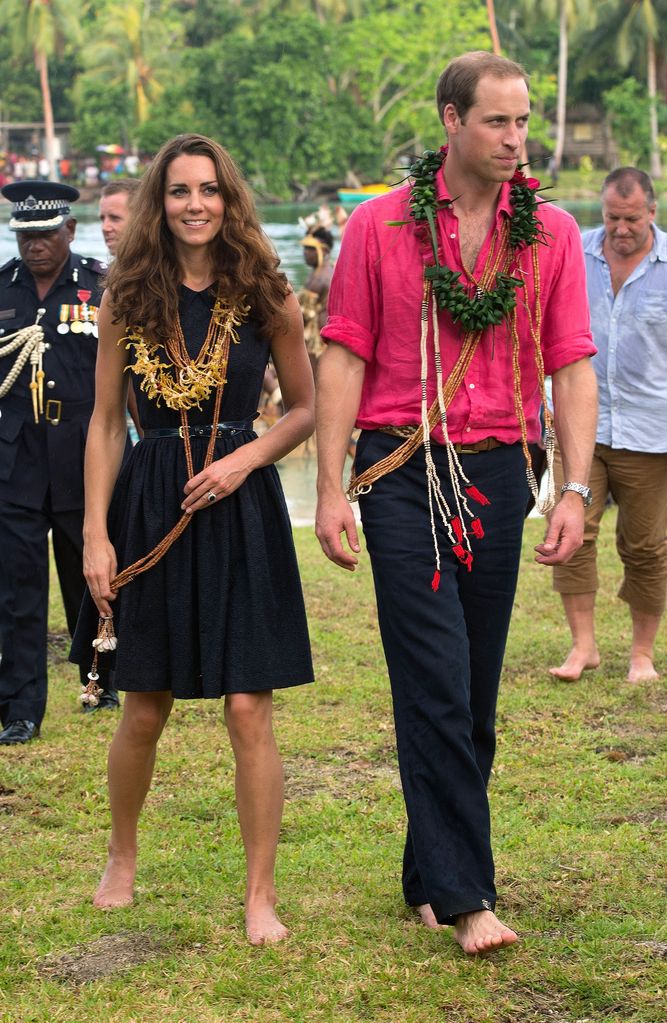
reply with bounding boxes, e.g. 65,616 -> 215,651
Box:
0,511 -> 664,1022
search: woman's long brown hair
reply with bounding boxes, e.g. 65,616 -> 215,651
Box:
105,134 -> 289,342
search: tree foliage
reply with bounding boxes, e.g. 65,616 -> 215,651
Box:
1,0 -> 665,194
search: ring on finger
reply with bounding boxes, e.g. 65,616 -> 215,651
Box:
206,490 -> 217,504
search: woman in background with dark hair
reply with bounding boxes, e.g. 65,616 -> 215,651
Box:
72,134 -> 314,944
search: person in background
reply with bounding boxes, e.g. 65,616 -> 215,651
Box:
0,182 -> 121,746
550,168 -> 666,683
99,179 -> 141,257
298,225 -> 335,372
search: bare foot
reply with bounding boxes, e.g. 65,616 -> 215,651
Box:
93,852 -> 136,909
453,910 -> 518,955
627,654 -> 659,683
414,903 -> 445,930
245,898 -> 289,946
549,646 -> 600,681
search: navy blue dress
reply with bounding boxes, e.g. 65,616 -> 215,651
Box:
71,286 -> 314,697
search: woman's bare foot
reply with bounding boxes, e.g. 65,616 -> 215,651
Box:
549,646 -> 600,681
627,654 -> 659,683
453,910 -> 518,955
414,903 -> 445,930
245,897 -> 289,946
93,851 -> 136,908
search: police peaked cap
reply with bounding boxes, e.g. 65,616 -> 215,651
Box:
1,181 -> 80,232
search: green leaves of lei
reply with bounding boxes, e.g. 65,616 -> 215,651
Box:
391,147 -> 547,333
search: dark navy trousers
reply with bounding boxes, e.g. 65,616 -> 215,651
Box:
357,431 -> 529,924
0,496 -> 111,728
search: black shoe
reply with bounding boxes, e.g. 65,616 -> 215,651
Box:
82,688 -> 120,713
0,720 -> 39,745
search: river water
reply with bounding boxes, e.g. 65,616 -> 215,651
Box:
0,200 -> 601,525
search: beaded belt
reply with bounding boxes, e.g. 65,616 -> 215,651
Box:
379,426 -> 503,454
143,418 -> 256,439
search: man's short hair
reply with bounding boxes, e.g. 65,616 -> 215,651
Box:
602,167 -> 656,207
436,51 -> 529,123
100,178 -> 141,199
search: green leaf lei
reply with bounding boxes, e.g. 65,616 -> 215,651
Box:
396,146 -> 548,332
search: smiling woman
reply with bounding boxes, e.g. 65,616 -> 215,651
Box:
69,134 -> 315,945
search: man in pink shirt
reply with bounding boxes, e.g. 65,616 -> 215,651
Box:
315,51 -> 598,955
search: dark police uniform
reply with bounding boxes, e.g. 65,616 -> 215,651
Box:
0,187 -> 119,739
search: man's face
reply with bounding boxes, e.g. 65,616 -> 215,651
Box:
17,221 -> 75,280
303,245 -> 319,268
443,74 -> 530,185
99,192 -> 131,254
602,184 -> 655,259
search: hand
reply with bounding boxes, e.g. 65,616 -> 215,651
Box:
315,491 -> 361,570
182,448 -> 252,513
534,494 -> 585,565
83,537 -> 118,616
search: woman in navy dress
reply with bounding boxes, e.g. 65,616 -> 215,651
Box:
77,134 -> 314,944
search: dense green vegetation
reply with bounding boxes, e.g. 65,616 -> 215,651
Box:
0,1 -> 666,197
0,515 -> 665,1021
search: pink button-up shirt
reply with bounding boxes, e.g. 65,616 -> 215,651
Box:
321,170 -> 595,444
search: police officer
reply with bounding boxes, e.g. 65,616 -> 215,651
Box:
0,181 -> 119,746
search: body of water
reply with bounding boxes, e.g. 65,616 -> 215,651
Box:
0,199 -> 602,525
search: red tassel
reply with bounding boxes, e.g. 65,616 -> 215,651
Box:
465,485 -> 491,506
451,516 -> 463,543
470,517 -> 485,539
452,544 -> 474,571
431,569 -> 441,592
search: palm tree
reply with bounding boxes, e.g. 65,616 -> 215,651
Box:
487,0 -> 502,55
615,0 -> 664,177
2,0 -> 80,180
81,0 -> 182,146
577,0 -> 665,176
519,0 -> 596,174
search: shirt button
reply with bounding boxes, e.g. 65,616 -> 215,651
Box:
47,380 -> 55,389
465,427 -> 471,433
450,233 -> 456,239
469,383 -> 475,389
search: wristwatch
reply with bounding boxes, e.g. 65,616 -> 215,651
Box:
561,481 -> 593,507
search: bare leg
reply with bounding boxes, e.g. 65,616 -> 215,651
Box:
628,608 -> 662,682
224,691 -> 288,946
94,691 -> 173,908
414,904 -> 444,930
453,910 -> 518,955
549,592 -> 601,681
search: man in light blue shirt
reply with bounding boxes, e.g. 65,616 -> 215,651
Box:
551,168 -> 667,684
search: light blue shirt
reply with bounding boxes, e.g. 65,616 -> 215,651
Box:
583,224 -> 667,453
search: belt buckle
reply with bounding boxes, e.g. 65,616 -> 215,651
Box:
459,445 -> 479,455
45,399 -> 62,426
178,425 -> 186,439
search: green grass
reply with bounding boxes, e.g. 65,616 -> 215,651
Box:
0,511 -> 664,1022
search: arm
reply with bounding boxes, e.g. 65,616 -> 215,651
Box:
182,291 -> 314,510
82,292 -> 130,614
314,341 -> 365,570
534,356 -> 598,565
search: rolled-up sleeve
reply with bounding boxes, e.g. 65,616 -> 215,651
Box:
321,203 -> 382,362
540,212 -> 596,375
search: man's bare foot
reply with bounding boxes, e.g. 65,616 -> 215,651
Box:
453,910 -> 518,955
245,899 -> 289,946
414,903 -> 444,930
549,647 -> 600,681
93,852 -> 136,909
627,654 -> 659,683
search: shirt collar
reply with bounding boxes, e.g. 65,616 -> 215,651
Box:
436,166 -> 514,226
584,223 -> 667,264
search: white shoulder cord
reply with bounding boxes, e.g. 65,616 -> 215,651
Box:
0,309 -> 47,422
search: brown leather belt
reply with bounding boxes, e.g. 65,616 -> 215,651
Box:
379,426 -> 503,454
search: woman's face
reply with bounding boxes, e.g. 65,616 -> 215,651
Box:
164,154 -> 224,251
